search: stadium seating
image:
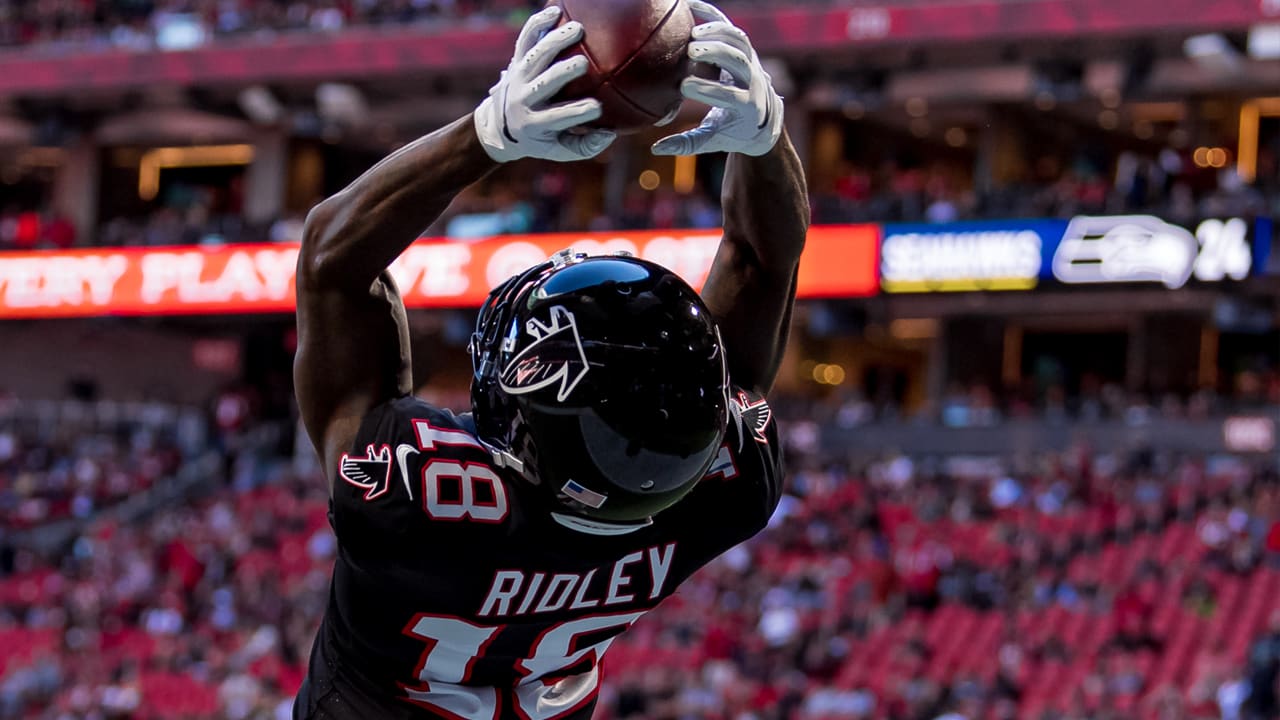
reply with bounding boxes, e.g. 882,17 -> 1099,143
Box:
10,400 -> 1268,719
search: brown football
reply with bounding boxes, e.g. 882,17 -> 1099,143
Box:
548,0 -> 694,134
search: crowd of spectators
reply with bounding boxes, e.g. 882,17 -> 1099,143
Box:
3,388 -> 1280,720
0,396 -> 203,531
1,0 -> 1278,265
435,170 -> 729,240
0,470 -> 324,719
598,442 -> 1280,720
785,367 -> 1280,432
811,155 -> 1276,228
0,208 -> 78,252
0,0 -> 819,50
345,130 -> 1278,237
0,0 -> 537,51
4,148 -> 1278,252
599,443 -> 1280,717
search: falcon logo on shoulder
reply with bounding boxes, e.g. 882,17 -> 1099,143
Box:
499,305 -> 590,402
731,391 -> 772,446
339,444 -> 393,501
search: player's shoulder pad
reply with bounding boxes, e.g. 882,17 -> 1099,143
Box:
372,395 -> 474,435
379,395 -> 488,457
384,394 -> 463,425
682,385 -> 784,539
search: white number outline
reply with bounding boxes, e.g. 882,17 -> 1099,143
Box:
704,444 -> 739,480
399,614 -> 501,719
399,611 -> 645,720
422,459 -> 509,523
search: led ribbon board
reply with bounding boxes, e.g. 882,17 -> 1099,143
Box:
0,226 -> 880,318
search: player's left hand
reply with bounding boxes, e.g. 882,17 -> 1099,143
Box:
651,0 -> 783,157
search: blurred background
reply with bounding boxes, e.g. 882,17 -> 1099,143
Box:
1,0 -> 1280,719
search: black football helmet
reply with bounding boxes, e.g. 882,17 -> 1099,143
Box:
469,249 -> 729,524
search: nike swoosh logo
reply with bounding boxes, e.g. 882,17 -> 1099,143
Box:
395,444 -> 420,500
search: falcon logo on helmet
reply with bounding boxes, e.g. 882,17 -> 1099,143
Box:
498,305 -> 590,402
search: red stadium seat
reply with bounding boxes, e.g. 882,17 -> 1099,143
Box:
140,672 -> 219,716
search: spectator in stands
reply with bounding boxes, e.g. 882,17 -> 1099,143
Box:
269,213 -> 307,243
1218,667 -> 1250,720
43,211 -> 76,249
1111,580 -> 1162,652
1245,611 -> 1280,719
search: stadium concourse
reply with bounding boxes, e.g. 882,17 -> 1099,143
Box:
2,391 -> 1280,720
0,0 -> 1275,260
1,155 -> 1274,251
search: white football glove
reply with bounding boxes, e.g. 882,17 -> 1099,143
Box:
474,6 -> 617,163
651,0 -> 783,157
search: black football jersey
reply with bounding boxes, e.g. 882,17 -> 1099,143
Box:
296,389 -> 782,720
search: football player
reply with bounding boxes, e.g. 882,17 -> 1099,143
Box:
291,2 -> 808,718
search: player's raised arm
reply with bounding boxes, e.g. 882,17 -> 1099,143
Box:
294,6 -> 617,486
652,0 -> 808,395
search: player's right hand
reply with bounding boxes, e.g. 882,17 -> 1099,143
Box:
651,0 -> 783,157
474,7 -> 617,163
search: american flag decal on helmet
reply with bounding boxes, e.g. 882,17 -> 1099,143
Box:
561,479 -> 607,509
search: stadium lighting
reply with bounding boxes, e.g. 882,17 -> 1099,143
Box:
137,144 -> 255,201
1247,23 -> 1280,59
672,155 -> 696,194
637,170 -> 660,191
1235,98 -> 1280,182
316,83 -> 369,127
0,115 -> 33,146
1239,102 -> 1260,182
238,86 -> 284,126
889,319 -> 938,341
1193,146 -> 1232,169
811,363 -> 846,386
1183,33 -> 1243,74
